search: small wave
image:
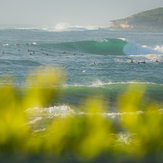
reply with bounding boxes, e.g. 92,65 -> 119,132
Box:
13,23 -> 98,32
90,81 -> 151,87
26,105 -> 75,117
64,81 -> 156,88
0,24 -> 98,32
46,105 -> 75,116
26,105 -> 163,119
91,80 -> 106,87
90,81 -> 149,87
107,81 -> 156,85
50,22 -> 98,32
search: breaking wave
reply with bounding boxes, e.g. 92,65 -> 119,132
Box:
41,38 -> 163,55
50,38 -> 127,55
122,38 -> 163,55
0,23 -> 98,32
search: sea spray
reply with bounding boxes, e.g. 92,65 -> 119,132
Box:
122,38 -> 163,55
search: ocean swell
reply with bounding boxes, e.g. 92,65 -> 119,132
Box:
52,38 -> 127,55
47,38 -> 163,56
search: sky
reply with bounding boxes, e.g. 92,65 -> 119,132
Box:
0,0 -> 163,28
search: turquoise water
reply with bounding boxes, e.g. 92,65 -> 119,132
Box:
0,28 -> 163,110
51,38 -> 127,55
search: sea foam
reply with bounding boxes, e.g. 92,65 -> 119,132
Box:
154,45 -> 163,52
122,38 -> 163,55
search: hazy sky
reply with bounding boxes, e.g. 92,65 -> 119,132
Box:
0,0 -> 163,27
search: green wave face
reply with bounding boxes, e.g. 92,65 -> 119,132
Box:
53,83 -> 163,111
54,39 -> 128,55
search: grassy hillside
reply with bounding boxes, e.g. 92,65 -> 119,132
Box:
128,7 -> 163,25
110,8 -> 163,30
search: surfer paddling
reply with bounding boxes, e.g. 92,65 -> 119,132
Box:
155,59 -> 163,64
137,61 -> 146,64
130,60 -> 134,63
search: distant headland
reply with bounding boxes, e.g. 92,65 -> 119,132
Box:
108,7 -> 163,31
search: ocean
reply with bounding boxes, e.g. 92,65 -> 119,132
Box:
1,26 -> 163,114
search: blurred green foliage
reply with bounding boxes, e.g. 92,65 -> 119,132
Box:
0,66 -> 163,162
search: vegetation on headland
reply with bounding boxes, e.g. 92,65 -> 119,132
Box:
128,8 -> 163,24
1,66 -> 163,162
110,8 -> 163,30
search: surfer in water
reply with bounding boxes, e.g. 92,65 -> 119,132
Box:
137,61 -> 146,64
130,60 -> 134,63
155,59 -> 159,62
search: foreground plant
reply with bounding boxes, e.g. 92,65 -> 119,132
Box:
0,66 -> 163,162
